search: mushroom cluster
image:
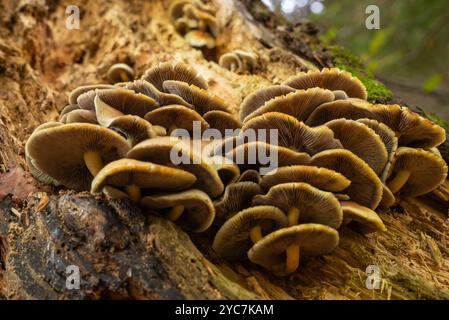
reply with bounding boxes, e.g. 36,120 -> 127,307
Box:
25,61 -> 242,233
212,68 -> 448,275
169,0 -> 218,50
219,50 -> 259,74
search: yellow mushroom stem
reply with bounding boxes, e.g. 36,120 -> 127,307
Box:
249,225 -> 263,243
167,205 -> 185,221
125,185 -> 141,203
119,70 -> 130,82
387,170 -> 411,193
285,244 -> 300,275
287,207 -> 300,226
83,151 -> 103,176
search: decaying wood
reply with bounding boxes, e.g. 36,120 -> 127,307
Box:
0,0 -> 448,300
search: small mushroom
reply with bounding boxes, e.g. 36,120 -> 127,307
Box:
239,85 -> 295,122
25,123 -> 130,190
212,206 -> 287,260
233,50 -> 258,71
168,0 -> 193,21
144,105 -> 209,135
253,182 -> 343,229
91,159 -> 196,203
340,201 -> 386,234
260,165 -> 351,193
203,110 -> 242,135
68,84 -> 115,105
174,17 -> 199,35
59,104 -> 80,121
162,80 -> 229,114
311,149 -> 383,209
386,147 -> 448,197
185,30 -> 216,49
107,63 -> 134,84
141,189 -> 214,232
332,90 -> 348,100
283,68 -> 368,100
141,61 -> 208,92
324,118 -> 388,175
243,88 -> 335,123
219,52 -> 243,73
247,223 -> 339,275
61,109 -> 97,124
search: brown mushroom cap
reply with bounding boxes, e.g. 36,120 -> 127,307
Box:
219,52 -> 243,73
59,104 -> 80,120
379,184 -> 395,208
332,90 -> 349,100
243,88 -> 335,123
237,169 -> 261,183
260,165 -> 351,193
239,85 -> 295,122
91,158 -> 196,193
163,80 -> 229,114
68,84 -> 115,105
187,5 -> 219,36
95,88 -> 159,117
203,110 -> 242,135
386,147 -> 448,197
125,80 -> 193,108
107,63 -> 134,84
242,112 -> 342,155
311,149 -> 383,209
144,105 -> 209,134
248,224 -> 339,273
62,109 -> 97,124
25,123 -> 130,191
141,189 -> 214,232
340,201 -> 387,234
283,68 -> 368,100
253,182 -> 343,229
209,156 -> 241,186
127,136 -> 224,197
212,206 -> 288,260
234,50 -> 258,70
324,118 -> 388,175
141,62 -> 208,92
185,30 -> 216,49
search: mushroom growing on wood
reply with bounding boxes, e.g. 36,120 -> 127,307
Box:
340,201 -> 387,234
107,63 -> 134,84
203,110 -> 242,135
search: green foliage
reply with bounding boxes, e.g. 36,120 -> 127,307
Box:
422,74 -> 444,93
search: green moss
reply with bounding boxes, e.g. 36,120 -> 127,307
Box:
426,114 -> 449,131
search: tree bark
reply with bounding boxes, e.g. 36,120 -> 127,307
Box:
0,0 -> 448,300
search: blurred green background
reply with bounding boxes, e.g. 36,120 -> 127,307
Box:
263,0 -> 449,121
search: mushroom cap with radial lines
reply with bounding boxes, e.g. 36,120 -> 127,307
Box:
61,109 -> 97,124
243,88 -> 335,123
239,85 -> 295,122
386,147 -> 448,197
185,30 -> 216,49
163,80 -> 229,114
340,201 -> 386,234
25,123 -> 130,191
219,52 -> 243,73
324,118 -> 388,175
69,84 -> 115,105
311,149 -> 383,209
91,158 -> 196,193
242,112 -> 342,155
283,68 -> 368,100
248,224 -> 339,272
212,206 -> 288,260
203,110 -> 242,135
141,61 -> 208,92
260,165 -> 351,193
253,182 -> 343,229
237,169 -> 261,183
95,88 -> 159,117
209,156 -> 241,186
144,105 -> 209,134
127,136 -> 224,198
141,189 -> 214,233
107,63 -> 134,84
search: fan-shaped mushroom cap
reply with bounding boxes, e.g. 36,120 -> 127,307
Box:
214,181 -> 263,219
242,112 -> 342,155
332,90 -> 348,100
203,110 -> 242,135
163,80 -> 229,114
253,182 -> 343,229
209,156 -> 241,186
68,84 -> 114,105
61,109 -> 97,124
185,30 -> 216,49
219,52 -> 243,73
213,206 -> 288,260
225,141 -> 311,173
239,85 -> 295,122
25,123 -> 130,191
311,149 -> 383,209
248,224 -> 339,274
379,184 -> 395,208
237,169 -> 261,183
386,147 -> 448,197
95,88 -> 159,117
283,68 -> 368,100
141,189 -> 214,232
125,80 -> 193,108
324,119 -> 388,175
91,158 -> 196,194
340,201 -> 386,234
260,165 -> 351,193
127,137 -> 224,197
107,63 -> 134,84
141,62 -> 208,92
243,88 -> 335,123
144,105 -> 209,134
59,104 -> 80,120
